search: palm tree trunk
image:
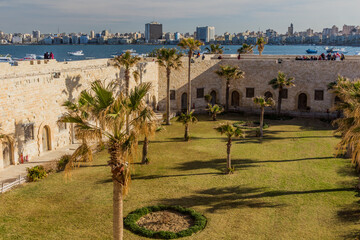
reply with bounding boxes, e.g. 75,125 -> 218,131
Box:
71,123 -> 75,144
166,68 -> 171,125
277,88 -> 282,116
125,69 -> 130,134
187,53 -> 192,114
142,136 -> 149,164
226,138 -> 232,172
213,113 -> 216,121
185,124 -> 189,141
113,179 -> 123,240
260,107 -> 264,138
225,80 -> 230,112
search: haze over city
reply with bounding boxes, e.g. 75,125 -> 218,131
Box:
0,0 -> 359,33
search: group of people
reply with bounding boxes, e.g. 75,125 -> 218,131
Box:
296,53 -> 345,61
44,52 -> 54,59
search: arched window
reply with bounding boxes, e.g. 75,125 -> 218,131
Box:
264,91 -> 273,100
231,91 -> 240,106
298,93 -> 308,110
2,142 -> 12,168
42,126 -> 51,152
210,90 -> 217,106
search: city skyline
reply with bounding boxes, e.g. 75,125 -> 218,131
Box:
0,0 -> 359,34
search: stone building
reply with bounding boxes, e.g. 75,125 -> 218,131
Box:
1,55 -> 360,169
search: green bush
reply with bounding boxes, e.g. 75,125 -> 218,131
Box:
26,165 -> 48,182
57,155 -> 71,171
124,205 -> 207,239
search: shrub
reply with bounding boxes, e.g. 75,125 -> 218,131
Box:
124,205 -> 207,239
57,154 -> 71,171
225,167 -> 235,174
27,165 -> 48,182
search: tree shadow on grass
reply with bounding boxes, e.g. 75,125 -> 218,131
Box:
173,158 -> 259,172
159,186 -> 283,213
132,172 -> 221,180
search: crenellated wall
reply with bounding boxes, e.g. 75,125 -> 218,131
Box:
0,59 -> 159,169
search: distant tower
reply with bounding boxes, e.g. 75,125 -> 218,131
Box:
196,26 -> 215,43
288,23 -> 294,36
145,22 -> 163,42
90,30 -> 95,39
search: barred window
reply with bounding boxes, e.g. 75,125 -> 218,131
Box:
24,123 -> 34,142
170,90 -> 176,100
58,121 -> 67,132
314,90 -> 324,101
246,88 -> 254,98
197,88 -> 204,98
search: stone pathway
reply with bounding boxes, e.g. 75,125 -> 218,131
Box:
0,144 -> 79,184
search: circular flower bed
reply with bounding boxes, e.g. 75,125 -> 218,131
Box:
124,205 -> 207,239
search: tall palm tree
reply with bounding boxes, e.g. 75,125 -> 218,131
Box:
214,123 -> 245,174
112,51 -> 141,133
177,110 -> 198,141
253,96 -> 275,138
178,38 -> 204,113
62,81 -> 152,240
156,48 -> 183,125
205,44 -> 224,54
256,37 -> 267,56
206,104 -> 224,121
215,65 -> 245,112
237,43 -> 254,54
268,71 -> 295,116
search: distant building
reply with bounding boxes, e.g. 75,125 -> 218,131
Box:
101,30 -> 109,37
174,32 -> 181,41
90,30 -> 95,39
80,35 -> 89,44
145,22 -> 163,42
288,23 -> 294,36
196,26 -> 215,43
32,30 -> 41,39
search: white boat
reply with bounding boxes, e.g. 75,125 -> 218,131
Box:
122,49 -> 136,53
0,54 -> 13,63
67,50 -> 84,56
23,54 -> 37,60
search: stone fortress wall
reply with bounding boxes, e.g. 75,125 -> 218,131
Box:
0,59 -> 159,169
157,55 -> 360,116
2,55 -> 360,169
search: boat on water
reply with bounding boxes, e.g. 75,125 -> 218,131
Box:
122,49 -> 136,53
68,50 -> 84,56
111,49 -> 139,58
325,47 -> 348,54
306,49 -> 318,54
0,54 -> 13,63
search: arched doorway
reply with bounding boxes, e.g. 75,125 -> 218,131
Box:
231,91 -> 240,106
2,142 -> 12,168
264,91 -> 273,100
210,90 -> 217,106
298,93 -> 308,110
181,93 -> 187,112
42,126 -> 51,152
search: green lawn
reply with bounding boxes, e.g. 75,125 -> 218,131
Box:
1,114 -> 360,240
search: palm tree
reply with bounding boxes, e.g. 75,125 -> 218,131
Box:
215,65 -> 245,112
177,110 -> 198,141
205,44 -> 224,54
135,106 -> 158,164
268,71 -> 295,116
62,81 -> 152,240
237,43 -> 254,54
253,96 -> 275,138
206,104 -> 224,121
256,37 -> 267,56
214,123 -> 245,174
156,48 -> 183,125
178,38 -> 204,113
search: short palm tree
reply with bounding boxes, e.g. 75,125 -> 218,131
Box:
214,123 -> 245,174
177,110 -> 198,141
237,43 -> 254,54
206,104 -> 224,121
205,44 -> 224,54
253,96 -> 275,138
178,38 -> 204,113
256,37 -> 266,56
269,71 -> 295,116
215,65 -> 245,112
62,81 -> 152,240
156,48 -> 183,125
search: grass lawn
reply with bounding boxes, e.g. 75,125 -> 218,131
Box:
1,114 -> 360,240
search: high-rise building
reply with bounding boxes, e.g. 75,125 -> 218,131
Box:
288,23 -> 294,36
196,26 -> 215,43
90,30 -> 95,39
145,22 -> 163,42
174,32 -> 181,41
32,30 -> 41,39
101,30 -> 109,37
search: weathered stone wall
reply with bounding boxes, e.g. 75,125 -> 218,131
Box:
158,56 -> 360,116
0,59 -> 159,169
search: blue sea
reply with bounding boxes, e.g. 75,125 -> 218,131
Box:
1,44 -> 360,61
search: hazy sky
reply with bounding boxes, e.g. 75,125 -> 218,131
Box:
0,0 -> 359,34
